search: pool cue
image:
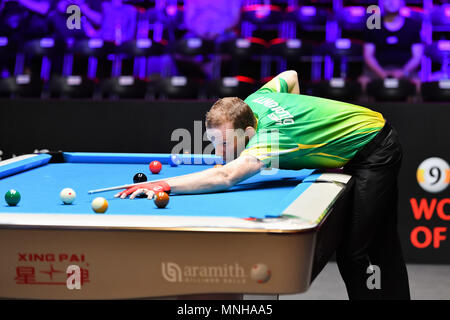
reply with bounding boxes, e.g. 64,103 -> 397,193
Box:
88,165 -> 221,194
87,179 -> 167,194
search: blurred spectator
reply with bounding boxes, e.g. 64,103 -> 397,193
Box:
184,0 -> 241,42
173,0 -> 242,79
0,0 -> 51,41
100,0 -> 137,44
362,0 -> 423,85
47,0 -> 102,40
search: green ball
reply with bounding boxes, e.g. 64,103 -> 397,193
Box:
5,189 -> 21,206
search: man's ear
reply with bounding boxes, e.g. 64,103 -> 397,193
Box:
244,126 -> 256,140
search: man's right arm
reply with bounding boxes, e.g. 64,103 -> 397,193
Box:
17,0 -> 50,15
364,43 -> 387,79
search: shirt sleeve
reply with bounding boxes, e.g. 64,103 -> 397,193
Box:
240,144 -> 275,167
256,78 -> 289,94
240,129 -> 298,168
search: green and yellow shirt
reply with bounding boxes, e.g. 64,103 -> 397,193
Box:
240,79 -> 385,169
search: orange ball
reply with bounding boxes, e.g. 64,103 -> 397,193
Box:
154,191 -> 169,208
91,197 -> 108,214
214,164 -> 223,168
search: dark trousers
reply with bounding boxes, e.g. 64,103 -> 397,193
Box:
338,122 -> 411,300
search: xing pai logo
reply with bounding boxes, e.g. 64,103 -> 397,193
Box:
161,262 -> 271,285
14,252 -> 90,288
416,158 -> 450,193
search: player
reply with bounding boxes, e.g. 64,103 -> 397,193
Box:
116,70 -> 410,300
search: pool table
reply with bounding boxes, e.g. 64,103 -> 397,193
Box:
0,152 -> 353,299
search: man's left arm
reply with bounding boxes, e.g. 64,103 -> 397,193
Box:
116,155 -> 264,199
168,155 -> 264,194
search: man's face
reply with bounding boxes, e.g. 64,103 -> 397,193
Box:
382,0 -> 403,14
206,122 -> 248,163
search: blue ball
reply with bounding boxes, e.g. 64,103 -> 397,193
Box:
169,154 -> 182,167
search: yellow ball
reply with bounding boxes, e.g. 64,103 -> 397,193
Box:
91,197 -> 108,214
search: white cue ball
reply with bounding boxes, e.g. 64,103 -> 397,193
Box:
91,197 -> 108,213
60,188 -> 76,205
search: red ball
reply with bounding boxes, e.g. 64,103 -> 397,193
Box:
154,191 -> 169,208
149,160 -> 162,174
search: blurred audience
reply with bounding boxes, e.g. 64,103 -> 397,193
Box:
172,0 -> 242,79
0,0 -> 138,42
362,0 -> 423,87
99,0 -> 137,44
183,0 -> 241,42
0,0 -> 51,41
0,0 -> 445,99
48,0 -> 102,40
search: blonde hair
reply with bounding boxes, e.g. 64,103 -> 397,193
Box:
205,97 -> 256,130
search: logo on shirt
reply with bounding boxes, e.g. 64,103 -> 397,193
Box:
252,97 -> 294,126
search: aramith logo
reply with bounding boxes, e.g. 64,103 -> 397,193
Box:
161,262 -> 271,285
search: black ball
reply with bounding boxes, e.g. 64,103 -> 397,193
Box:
133,172 -> 147,184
